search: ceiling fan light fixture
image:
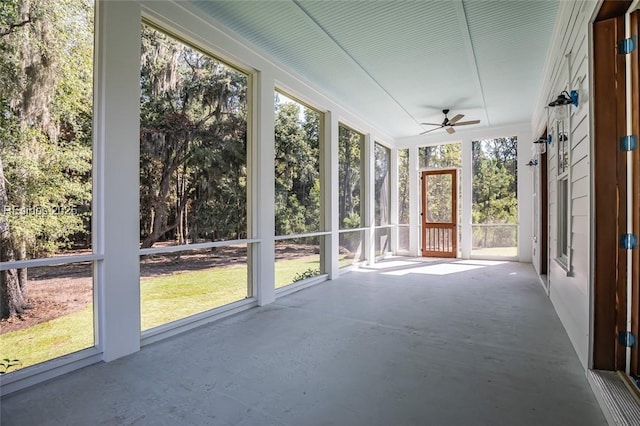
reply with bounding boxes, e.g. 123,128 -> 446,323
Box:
419,108 -> 480,135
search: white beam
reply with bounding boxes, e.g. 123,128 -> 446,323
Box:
255,70 -> 276,306
390,147 -> 399,253
518,129 -> 533,262
364,134 -> 375,263
324,111 -> 340,279
461,138 -> 473,259
409,145 -> 420,256
95,0 -> 141,361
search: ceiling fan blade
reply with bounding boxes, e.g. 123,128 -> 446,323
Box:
448,114 -> 464,125
453,120 -> 480,126
419,122 -> 443,126
446,127 -> 456,135
420,126 -> 444,135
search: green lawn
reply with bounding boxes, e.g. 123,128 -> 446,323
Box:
275,254 -> 357,287
339,255 -> 359,268
140,264 -> 249,330
275,255 -> 321,288
0,255 -> 336,372
0,306 -> 94,373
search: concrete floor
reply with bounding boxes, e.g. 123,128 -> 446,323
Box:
1,258 -> 606,425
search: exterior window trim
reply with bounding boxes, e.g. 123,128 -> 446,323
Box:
554,108 -> 571,273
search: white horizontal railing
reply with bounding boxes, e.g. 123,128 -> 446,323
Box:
338,227 -> 368,234
0,254 -> 102,271
274,231 -> 330,241
139,238 -> 260,256
373,224 -> 393,229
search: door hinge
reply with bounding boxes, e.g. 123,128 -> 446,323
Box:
619,233 -> 638,250
620,135 -> 638,152
619,331 -> 636,348
618,37 -> 636,55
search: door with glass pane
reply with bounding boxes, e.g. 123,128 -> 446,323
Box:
421,170 -> 457,258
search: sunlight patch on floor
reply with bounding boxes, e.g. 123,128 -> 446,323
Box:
377,259 -> 509,276
454,260 -> 507,266
382,263 -> 482,276
359,260 -> 419,270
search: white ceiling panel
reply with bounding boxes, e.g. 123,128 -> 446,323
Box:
463,0 -> 560,126
298,1 -> 482,124
190,0 -> 561,138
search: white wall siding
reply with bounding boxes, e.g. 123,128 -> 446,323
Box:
531,164 -> 542,277
532,0 -> 599,369
518,136 -> 534,262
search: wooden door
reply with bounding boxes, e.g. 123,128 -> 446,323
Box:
631,9 -> 639,378
593,14 -> 628,371
541,150 -> 548,275
421,170 -> 457,258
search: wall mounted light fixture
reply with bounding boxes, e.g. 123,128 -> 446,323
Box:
548,90 -> 578,122
548,90 -> 579,108
533,137 -> 547,155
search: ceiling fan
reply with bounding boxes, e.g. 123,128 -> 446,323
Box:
420,109 -> 480,135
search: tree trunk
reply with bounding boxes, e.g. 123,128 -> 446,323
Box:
176,166 -> 188,245
176,173 -> 183,245
141,171 -> 173,248
0,156 -> 27,319
340,136 -> 351,225
0,268 -> 24,319
17,231 -> 28,301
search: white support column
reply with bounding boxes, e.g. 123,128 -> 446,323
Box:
409,145 -> 420,256
324,111 -> 340,279
390,147 -> 399,254
461,138 -> 473,259
255,70 -> 276,306
95,0 -> 141,362
364,134 -> 375,263
517,129 -> 533,262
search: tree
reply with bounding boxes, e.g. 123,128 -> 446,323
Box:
471,137 -> 518,248
338,126 -> 363,229
398,149 -> 410,224
139,25 -> 248,247
301,108 -> 321,228
274,97 -> 320,236
0,156 -> 24,318
374,143 -> 390,226
419,143 -> 461,169
0,0 -> 93,319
